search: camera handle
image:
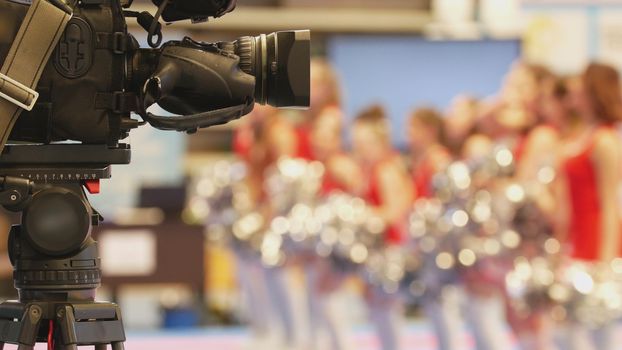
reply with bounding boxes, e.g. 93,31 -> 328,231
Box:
142,100 -> 254,133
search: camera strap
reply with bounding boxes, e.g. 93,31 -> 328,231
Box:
0,0 -> 72,153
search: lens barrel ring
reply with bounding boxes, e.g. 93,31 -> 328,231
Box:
233,31 -> 309,108
235,36 -> 254,76
256,33 -> 268,105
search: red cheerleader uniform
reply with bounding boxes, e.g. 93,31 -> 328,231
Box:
365,158 -> 407,244
295,125 -> 314,161
233,127 -> 253,161
563,126 -> 620,261
412,148 -> 449,199
512,133 -> 528,163
412,157 -> 435,199
320,163 -> 347,196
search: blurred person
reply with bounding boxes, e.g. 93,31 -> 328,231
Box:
301,59 -> 359,350
505,71 -> 569,350
230,105 -> 275,345
407,107 -> 451,198
303,107 -> 363,350
407,106 -> 459,350
233,105 -> 271,202
460,133 -> 494,161
477,62 -> 540,149
515,72 -> 565,182
294,58 -> 343,161
251,60 -> 348,350
554,62 -> 622,350
232,105 -> 300,349
296,57 -> 359,350
460,133 -> 515,350
309,58 -> 342,122
422,127 -> 514,350
352,105 -> 413,350
481,64 -> 568,350
261,106 -> 305,350
445,96 -> 481,157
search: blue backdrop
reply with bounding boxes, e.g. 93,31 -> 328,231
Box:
328,36 -> 521,147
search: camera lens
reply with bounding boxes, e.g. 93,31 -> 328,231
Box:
235,30 -> 310,108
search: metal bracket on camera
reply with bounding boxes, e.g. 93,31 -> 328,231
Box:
0,73 -> 39,112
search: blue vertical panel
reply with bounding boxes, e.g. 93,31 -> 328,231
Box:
328,36 -> 520,147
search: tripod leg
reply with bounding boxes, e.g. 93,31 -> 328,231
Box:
56,305 -> 78,350
110,304 -> 125,350
17,304 -> 43,350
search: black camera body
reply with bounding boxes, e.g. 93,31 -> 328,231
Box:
3,0 -> 131,145
1,0 -> 310,146
151,0 -> 237,22
0,3 -> 307,347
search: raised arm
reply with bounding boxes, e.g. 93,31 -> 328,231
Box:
592,129 -> 622,262
376,160 -> 413,224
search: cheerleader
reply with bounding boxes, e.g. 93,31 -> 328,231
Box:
352,105 -> 413,350
407,107 -> 451,198
480,75 -> 527,148
303,107 -> 363,350
418,118 -> 515,350
233,105 -> 301,349
506,70 -> 568,350
280,58 -> 357,350
555,63 -> 622,350
445,96 -> 480,157
262,107 -> 305,349
477,63 -> 561,350
295,58 -> 343,161
233,105 -> 296,348
407,107 -> 461,350
460,137 -> 515,350
231,106 -> 272,344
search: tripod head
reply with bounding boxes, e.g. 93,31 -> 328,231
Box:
0,143 -> 132,348
0,143 -> 131,302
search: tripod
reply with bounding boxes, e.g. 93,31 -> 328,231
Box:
0,144 -> 131,349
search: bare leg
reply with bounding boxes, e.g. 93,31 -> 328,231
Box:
422,286 -> 463,350
367,286 -> 403,350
